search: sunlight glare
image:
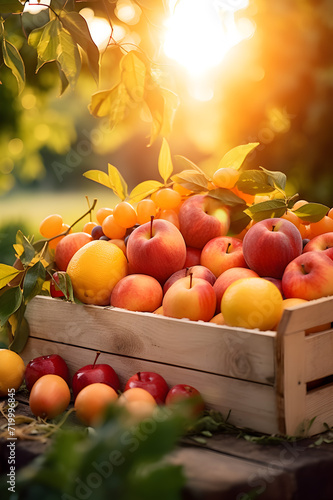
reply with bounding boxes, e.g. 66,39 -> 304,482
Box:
164,0 -> 251,77
24,0 -> 50,14
80,10 -> 112,50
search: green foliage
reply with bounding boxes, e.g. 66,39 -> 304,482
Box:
0,406 -> 186,500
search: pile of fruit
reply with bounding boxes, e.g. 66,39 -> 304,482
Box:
0,349 -> 205,427
1,141 -> 333,351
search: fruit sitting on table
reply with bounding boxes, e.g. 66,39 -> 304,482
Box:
29,374 -> 71,419
74,383 -> 118,426
124,372 -> 169,404
72,352 -> 120,400
165,384 -> 205,417
0,350 -> 25,397
117,387 -> 157,421
25,354 -> 70,391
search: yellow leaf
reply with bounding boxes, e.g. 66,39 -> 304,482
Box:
218,143 -> 260,171
108,164 -> 128,201
129,180 -> 164,203
13,244 -> 24,257
0,264 -> 22,289
120,51 -> 146,103
83,170 -> 112,189
158,138 -> 173,184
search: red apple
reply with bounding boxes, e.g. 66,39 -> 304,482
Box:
25,354 -> 70,392
213,267 -> 259,313
162,274 -> 216,322
72,352 -> 120,400
50,272 -> 65,298
110,274 -> 163,312
282,251 -> 333,300
165,384 -> 205,416
242,218 -> 303,279
55,232 -> 92,271
201,236 -> 247,277
303,232 -> 333,261
126,218 -> 186,284
184,246 -> 202,268
124,372 -> 169,404
178,195 -> 230,249
163,265 -> 216,295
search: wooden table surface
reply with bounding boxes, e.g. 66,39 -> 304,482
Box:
1,394 -> 333,500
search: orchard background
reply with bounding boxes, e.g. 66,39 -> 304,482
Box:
1,0 -> 333,264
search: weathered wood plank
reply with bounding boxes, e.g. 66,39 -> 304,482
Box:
305,384 -> 333,435
21,338 -> 280,435
305,329 -> 333,382
25,296 -> 276,385
277,296 -> 333,336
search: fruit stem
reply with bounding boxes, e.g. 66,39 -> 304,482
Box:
189,272 -> 193,289
150,215 -> 154,239
47,198 -> 98,243
301,264 -> 308,275
226,242 -> 231,254
137,372 -> 141,381
93,351 -> 101,368
272,225 -> 276,232
185,267 -> 190,277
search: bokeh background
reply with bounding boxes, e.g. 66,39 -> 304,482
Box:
1,0 -> 333,264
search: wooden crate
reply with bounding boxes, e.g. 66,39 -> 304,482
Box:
21,295 -> 333,436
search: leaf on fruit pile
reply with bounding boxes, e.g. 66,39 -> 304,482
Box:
23,261 -> 46,304
228,205 -> 251,235
244,199 -> 287,221
217,142 -> 259,171
158,138 -> 173,183
260,166 -> 286,192
2,38 -> 25,94
15,231 -> 36,266
8,306 -> 30,353
129,180 -> 164,203
0,264 -> 22,289
0,286 -> 23,327
292,203 -> 329,223
171,170 -> 208,192
51,271 -> 75,302
236,170 -> 277,195
83,169 -> 113,189
173,155 -> 208,177
108,163 -> 128,201
207,188 -> 246,207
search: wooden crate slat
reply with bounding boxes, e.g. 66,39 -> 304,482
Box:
25,296 -> 276,385
21,337 -> 280,435
277,296 -> 333,336
305,329 -> 333,382
305,384 -> 333,435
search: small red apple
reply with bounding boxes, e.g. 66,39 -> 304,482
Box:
55,232 -> 92,271
124,372 -> 169,404
25,354 -> 70,392
72,352 -> 120,400
178,195 -> 230,249
163,265 -> 216,295
110,274 -> 163,312
201,236 -> 247,277
50,272 -> 66,298
303,232 -> 333,261
165,384 -> 205,416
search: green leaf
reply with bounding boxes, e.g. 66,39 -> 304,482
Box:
29,19 -> 59,68
8,304 -> 29,354
57,62 -> 69,96
23,261 -> 46,304
218,142 -> 259,171
0,287 -> 23,327
171,170 -> 208,192
228,205 -> 251,236
16,231 -> 36,266
51,271 -> 74,302
83,169 -> 112,189
237,170 -> 276,195
108,163 -> 128,201
89,83 -> 131,127
207,188 -> 246,207
60,11 -> 99,83
158,138 -> 173,184
2,38 -> 25,94
260,166 -> 286,192
0,20 -> 4,37
244,199 -> 287,221
292,203 -> 329,223
0,1 -> 25,14
55,20 -> 81,89
120,51 -> 146,102
0,264 -> 22,289
129,180 -> 163,203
